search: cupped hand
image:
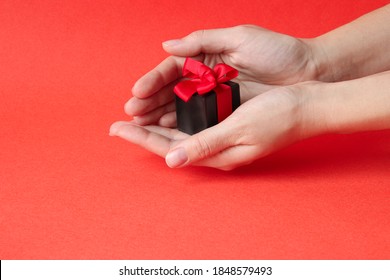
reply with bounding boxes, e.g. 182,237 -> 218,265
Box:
125,25 -> 317,128
110,86 -> 305,170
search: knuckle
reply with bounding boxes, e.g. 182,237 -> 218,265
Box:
188,29 -> 206,41
193,135 -> 213,160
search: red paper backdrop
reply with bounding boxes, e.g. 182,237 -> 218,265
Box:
1,0 -> 389,259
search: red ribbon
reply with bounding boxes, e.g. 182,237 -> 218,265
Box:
174,58 -> 239,122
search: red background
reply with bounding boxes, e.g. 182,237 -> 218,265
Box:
1,0 -> 389,259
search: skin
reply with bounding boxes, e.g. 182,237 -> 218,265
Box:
110,4 -> 390,170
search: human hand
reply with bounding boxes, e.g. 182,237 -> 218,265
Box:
110,86 -> 306,170
125,25 -> 318,128
112,69 -> 390,170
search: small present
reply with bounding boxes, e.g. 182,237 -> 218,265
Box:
174,58 -> 240,135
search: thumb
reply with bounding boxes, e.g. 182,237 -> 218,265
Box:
162,27 -> 236,57
165,123 -> 235,168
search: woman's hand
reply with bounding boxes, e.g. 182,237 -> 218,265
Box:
111,86 -> 306,170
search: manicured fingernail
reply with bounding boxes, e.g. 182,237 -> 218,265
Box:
166,147 -> 188,168
162,39 -> 182,47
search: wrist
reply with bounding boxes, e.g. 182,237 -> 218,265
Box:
292,72 -> 390,138
304,37 -> 338,82
293,80 -> 356,137
302,5 -> 390,83
289,81 -> 333,140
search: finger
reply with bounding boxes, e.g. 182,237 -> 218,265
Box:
132,102 -> 176,126
158,111 -> 177,128
109,121 -> 173,157
237,80 -> 278,102
141,125 -> 189,141
192,145 -> 259,170
131,56 -> 185,99
109,120 -> 135,136
164,120 -> 240,168
125,83 -> 175,116
162,27 -> 240,57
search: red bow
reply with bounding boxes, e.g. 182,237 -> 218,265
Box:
174,58 -> 239,122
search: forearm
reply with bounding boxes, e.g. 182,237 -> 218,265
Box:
299,70 -> 390,138
309,4 -> 390,82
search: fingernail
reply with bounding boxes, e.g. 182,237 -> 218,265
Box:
109,123 -> 121,136
165,147 -> 188,168
162,39 -> 182,47
109,127 -> 117,136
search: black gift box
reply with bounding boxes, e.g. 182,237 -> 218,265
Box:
175,81 -> 240,135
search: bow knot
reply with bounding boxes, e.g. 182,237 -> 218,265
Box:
174,58 -> 238,102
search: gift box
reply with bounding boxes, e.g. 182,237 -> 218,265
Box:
174,58 -> 240,135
